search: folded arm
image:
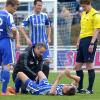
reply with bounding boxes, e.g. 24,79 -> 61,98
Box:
64,69 -> 80,86
49,69 -> 80,95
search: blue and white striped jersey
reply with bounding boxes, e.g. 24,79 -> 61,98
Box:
26,79 -> 64,96
0,10 -> 16,39
21,12 -> 51,45
37,84 -> 64,96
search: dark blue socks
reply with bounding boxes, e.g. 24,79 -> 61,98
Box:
2,70 -> 10,93
14,78 -> 22,93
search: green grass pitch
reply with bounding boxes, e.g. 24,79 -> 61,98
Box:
0,72 -> 100,100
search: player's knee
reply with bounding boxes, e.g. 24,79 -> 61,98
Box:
74,63 -> 83,71
86,63 -> 93,70
75,66 -> 82,71
17,72 -> 23,78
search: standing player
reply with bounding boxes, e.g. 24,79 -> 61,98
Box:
75,0 -> 100,94
19,0 -> 51,78
0,0 -> 20,95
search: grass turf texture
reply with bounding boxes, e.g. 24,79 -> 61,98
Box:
0,72 -> 100,100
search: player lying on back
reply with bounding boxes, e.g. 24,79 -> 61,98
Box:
15,69 -> 80,96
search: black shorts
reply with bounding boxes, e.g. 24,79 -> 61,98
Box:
76,37 -> 97,63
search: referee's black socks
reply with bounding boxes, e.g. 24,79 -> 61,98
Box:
87,69 -> 95,91
76,70 -> 84,90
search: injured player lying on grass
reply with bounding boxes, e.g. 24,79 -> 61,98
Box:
8,69 -> 80,96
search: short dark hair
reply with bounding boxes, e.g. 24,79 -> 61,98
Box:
80,0 -> 92,5
34,0 -> 43,5
6,0 -> 19,7
34,43 -> 47,50
63,86 -> 76,96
